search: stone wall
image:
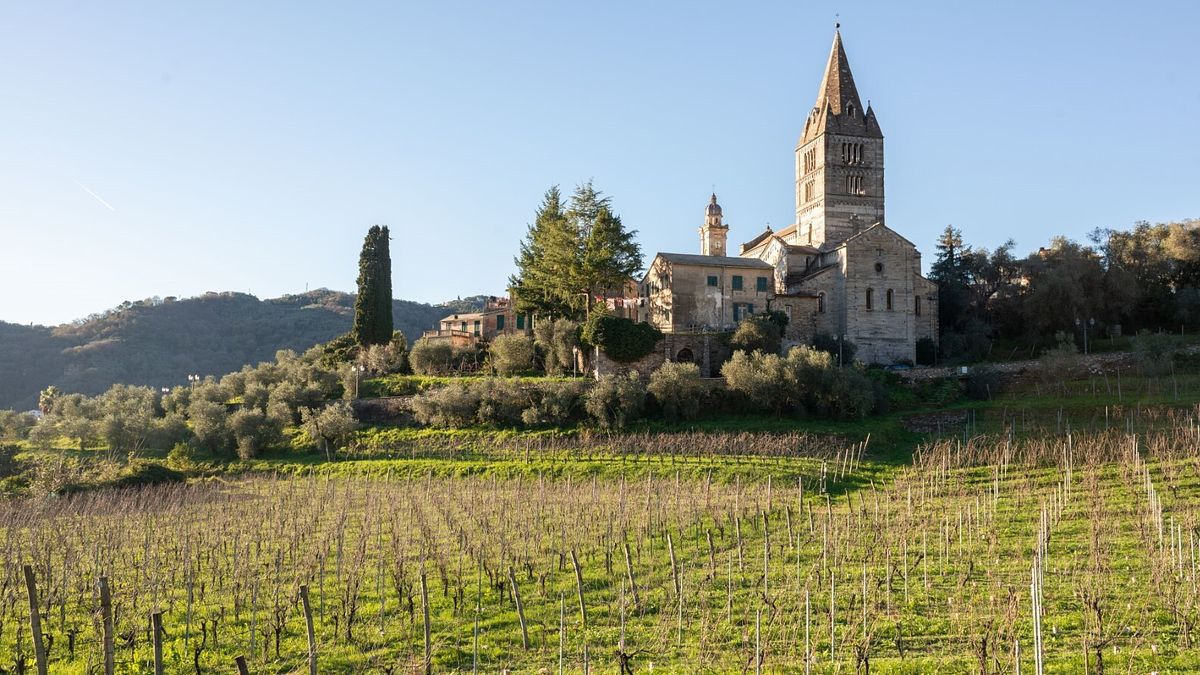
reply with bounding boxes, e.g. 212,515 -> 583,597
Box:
593,332 -> 730,379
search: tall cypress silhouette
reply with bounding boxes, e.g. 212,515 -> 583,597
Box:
352,225 -> 394,346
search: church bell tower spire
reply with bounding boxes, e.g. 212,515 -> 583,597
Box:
793,28 -> 885,247
699,193 -> 728,256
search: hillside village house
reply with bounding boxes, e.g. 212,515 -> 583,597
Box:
637,28 -> 937,365
423,296 -> 532,346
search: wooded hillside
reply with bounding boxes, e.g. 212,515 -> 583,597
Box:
0,290 -> 484,411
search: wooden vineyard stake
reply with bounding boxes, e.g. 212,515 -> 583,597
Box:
23,566 -> 48,675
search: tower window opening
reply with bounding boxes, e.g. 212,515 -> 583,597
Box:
886,289 -> 894,310
818,292 -> 826,313
865,288 -> 873,310
915,296 -> 922,316
803,148 -> 817,174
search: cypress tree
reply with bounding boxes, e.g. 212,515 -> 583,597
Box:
352,225 -> 394,346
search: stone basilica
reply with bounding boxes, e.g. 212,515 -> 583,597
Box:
639,28 -> 938,365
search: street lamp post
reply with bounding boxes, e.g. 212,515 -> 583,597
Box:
1075,318 -> 1095,355
187,374 -> 200,390
351,365 -> 366,399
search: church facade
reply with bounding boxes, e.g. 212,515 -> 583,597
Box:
640,29 -> 938,365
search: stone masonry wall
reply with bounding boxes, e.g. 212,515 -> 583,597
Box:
593,332 -> 730,379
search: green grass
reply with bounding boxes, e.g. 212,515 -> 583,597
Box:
5,367 -> 1200,670
3,431 -> 1198,673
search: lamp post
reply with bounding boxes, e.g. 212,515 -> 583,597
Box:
1075,318 -> 1095,355
187,374 -> 200,390
351,365 -> 366,399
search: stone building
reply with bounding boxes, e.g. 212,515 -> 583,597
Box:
641,28 -> 937,365
423,296 -> 532,346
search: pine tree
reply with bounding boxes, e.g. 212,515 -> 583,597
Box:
511,187 -> 576,317
574,183 -> 642,302
930,225 -> 970,334
510,182 -> 642,320
352,225 -> 394,346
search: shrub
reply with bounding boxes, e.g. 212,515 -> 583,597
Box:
1133,330 -> 1173,377
475,379 -> 530,426
411,383 -> 481,427
721,351 -> 796,414
228,408 -> 280,459
965,366 -> 1003,400
647,362 -> 704,422
585,373 -> 646,430
409,338 -> 454,375
188,399 -> 232,452
811,333 -> 858,366
361,374 -> 450,398
410,378 -> 587,429
166,441 -> 203,469
359,332 -> 409,375
915,337 -> 937,366
489,334 -> 537,375
729,315 -> 782,355
722,345 -> 875,419
1037,332 -> 1080,383
0,411 -> 35,441
300,402 -> 359,460
583,316 -> 663,363
106,461 -> 186,490
0,445 -> 26,479
534,319 -> 581,375
521,381 -> 588,427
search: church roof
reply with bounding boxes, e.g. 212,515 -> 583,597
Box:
786,244 -> 821,255
840,222 -> 916,249
800,29 -> 883,145
653,252 -> 773,269
738,227 -> 775,254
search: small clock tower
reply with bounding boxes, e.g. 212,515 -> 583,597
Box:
699,193 -> 729,256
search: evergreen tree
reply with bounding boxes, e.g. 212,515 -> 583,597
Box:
510,187 -> 578,317
510,181 -> 643,320
575,184 -> 642,303
352,225 -> 394,346
929,225 -> 970,335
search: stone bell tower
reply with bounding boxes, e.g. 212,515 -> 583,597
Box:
794,28 -> 885,247
699,193 -> 729,256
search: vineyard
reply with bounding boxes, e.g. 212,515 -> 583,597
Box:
2,416 -> 1199,674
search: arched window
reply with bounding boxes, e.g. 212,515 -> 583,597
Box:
865,288 -> 873,310
818,292 -> 826,314
886,289 -> 894,310
915,296 -> 922,316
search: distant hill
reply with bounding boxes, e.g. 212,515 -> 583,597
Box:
0,290 -> 488,411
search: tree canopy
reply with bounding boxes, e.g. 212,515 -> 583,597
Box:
930,218 -> 1200,361
352,225 -> 394,346
510,182 -> 643,320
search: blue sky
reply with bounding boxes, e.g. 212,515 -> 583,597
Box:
2,1 -> 1197,327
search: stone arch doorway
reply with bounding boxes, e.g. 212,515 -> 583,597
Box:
675,347 -> 695,363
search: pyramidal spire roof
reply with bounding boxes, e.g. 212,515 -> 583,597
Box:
815,29 -> 864,117
800,28 -> 882,144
